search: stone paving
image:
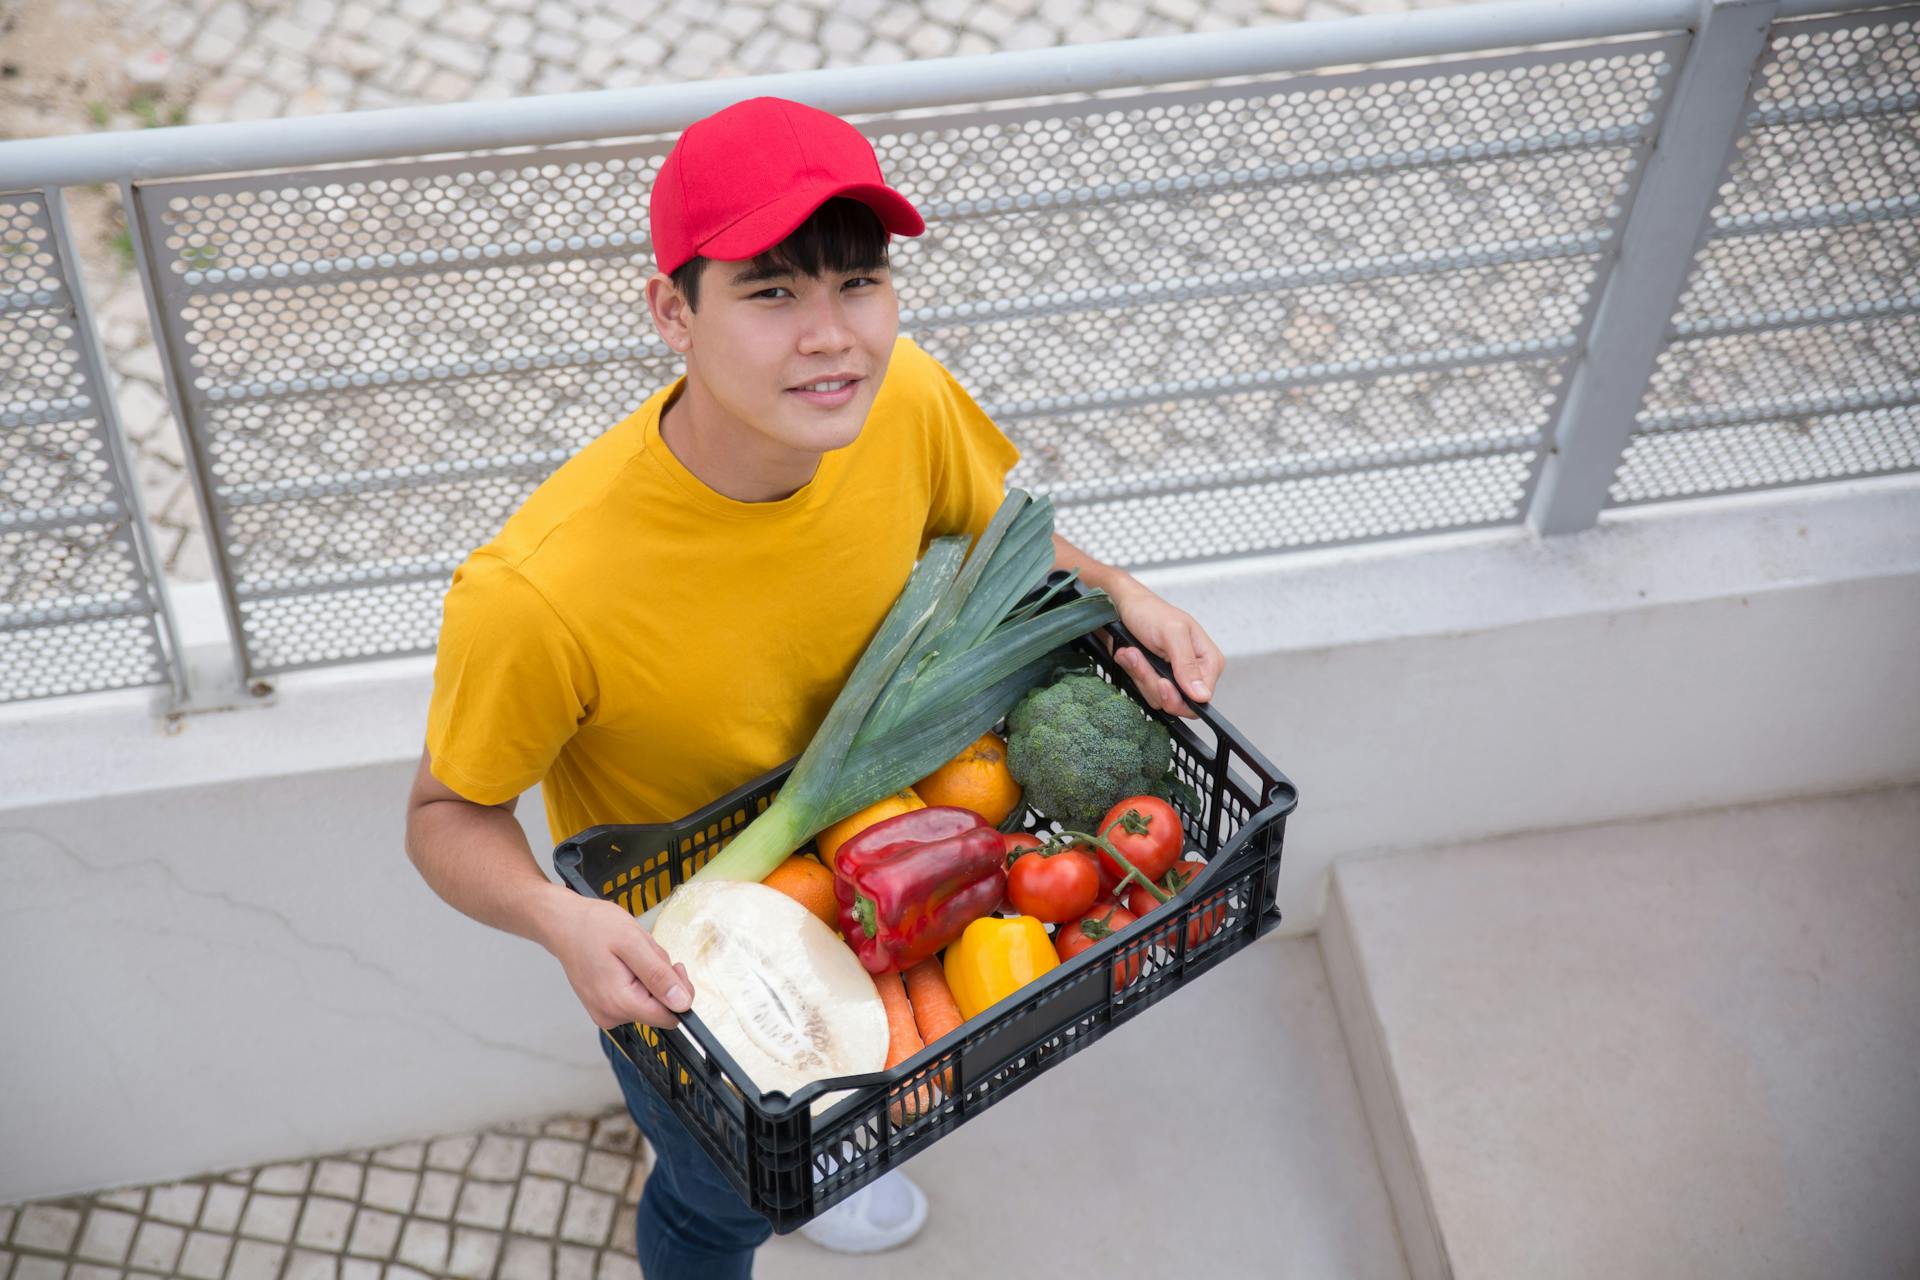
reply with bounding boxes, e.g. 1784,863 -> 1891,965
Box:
0,1106 -> 654,1280
1,0 -> 1451,583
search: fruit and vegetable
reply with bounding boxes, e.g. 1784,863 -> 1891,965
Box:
658,771 -> 1224,1116
1128,859 -> 1227,950
1003,669 -> 1197,835
911,731 -> 1024,826
942,913 -> 1061,1021
1053,901 -> 1141,992
816,787 -> 924,870
762,853 -> 839,929
832,805 -> 1008,974
874,969 -> 925,1126
1005,840 -> 1099,923
648,879 -> 888,1119
627,488 -> 1235,1117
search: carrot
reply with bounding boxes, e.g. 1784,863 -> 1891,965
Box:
876,970 -> 924,1068
904,958 -> 963,1045
875,970 -> 928,1126
903,958 -> 964,1108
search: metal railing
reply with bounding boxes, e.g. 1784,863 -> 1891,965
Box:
1,0 -> 1913,707
0,188 -> 184,705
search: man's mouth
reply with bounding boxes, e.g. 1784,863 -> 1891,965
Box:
787,377 -> 862,404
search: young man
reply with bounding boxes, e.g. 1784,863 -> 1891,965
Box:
404,96 -> 1225,1275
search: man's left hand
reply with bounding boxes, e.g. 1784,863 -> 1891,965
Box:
1102,585 -> 1225,719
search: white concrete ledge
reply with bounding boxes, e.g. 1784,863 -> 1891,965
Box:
9,473 -> 1916,818
1148,471 -> 1920,656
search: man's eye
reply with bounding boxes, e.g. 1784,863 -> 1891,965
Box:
752,279 -> 878,298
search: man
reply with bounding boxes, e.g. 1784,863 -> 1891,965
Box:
404,96 -> 1225,1276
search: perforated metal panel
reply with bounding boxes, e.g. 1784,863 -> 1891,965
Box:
130,148 -> 679,675
1611,7 -> 1920,504
1,189 -> 177,704
872,42 -> 1685,565
134,38 -> 1688,677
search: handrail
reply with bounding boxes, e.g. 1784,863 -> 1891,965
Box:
0,0 -> 1720,188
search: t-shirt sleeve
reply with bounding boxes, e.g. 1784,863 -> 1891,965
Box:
921,353 -> 1024,546
425,552 -> 597,806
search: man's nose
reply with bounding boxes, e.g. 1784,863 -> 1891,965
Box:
797,289 -> 854,351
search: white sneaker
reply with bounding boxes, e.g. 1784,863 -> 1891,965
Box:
798,1169 -> 928,1254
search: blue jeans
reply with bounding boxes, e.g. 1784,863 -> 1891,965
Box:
599,1031 -> 773,1279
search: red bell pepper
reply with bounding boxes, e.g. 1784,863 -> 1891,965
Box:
832,805 -> 1007,974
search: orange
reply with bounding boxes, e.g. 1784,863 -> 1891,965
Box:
763,854 -> 841,931
814,787 -> 925,870
912,731 -> 1023,826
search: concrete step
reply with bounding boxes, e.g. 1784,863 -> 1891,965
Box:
1322,784 -> 1920,1280
760,934 -> 1409,1279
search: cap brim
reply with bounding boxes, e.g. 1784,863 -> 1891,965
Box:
698,181 -> 926,263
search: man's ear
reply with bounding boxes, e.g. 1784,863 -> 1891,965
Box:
646,272 -> 693,354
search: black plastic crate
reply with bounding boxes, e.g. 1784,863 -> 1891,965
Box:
553,571 -> 1298,1233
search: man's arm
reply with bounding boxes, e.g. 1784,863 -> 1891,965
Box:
404,746 -> 692,1029
1051,532 -> 1223,719
1052,532 -> 1146,605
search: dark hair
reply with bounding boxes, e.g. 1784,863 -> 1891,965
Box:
668,196 -> 893,312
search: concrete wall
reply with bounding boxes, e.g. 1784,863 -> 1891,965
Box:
4,473 -> 1916,1202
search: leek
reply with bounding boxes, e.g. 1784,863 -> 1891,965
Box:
642,488 -> 1116,924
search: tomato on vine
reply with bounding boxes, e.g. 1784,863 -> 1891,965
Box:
1007,844 -> 1100,923
1052,902 -> 1141,991
1126,859 -> 1226,949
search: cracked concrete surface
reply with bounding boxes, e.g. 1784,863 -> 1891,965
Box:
0,822 -> 593,1073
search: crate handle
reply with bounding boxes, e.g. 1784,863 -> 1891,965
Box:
1055,572 -> 1292,798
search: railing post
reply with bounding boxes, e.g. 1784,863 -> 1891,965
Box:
116,177 -> 274,718
32,186 -> 190,708
1526,0 -> 1779,536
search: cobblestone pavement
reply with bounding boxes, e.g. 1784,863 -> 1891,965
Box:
1,0 -> 1464,581
0,1106 -> 657,1280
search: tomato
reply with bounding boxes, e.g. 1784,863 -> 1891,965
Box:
1006,847 -> 1100,923
1123,858 -> 1203,917
1091,795 -> 1183,889
1002,831 -> 1046,861
1052,902 -> 1141,992
1126,859 -> 1226,950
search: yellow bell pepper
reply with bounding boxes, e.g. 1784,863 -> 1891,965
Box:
942,914 -> 1061,1020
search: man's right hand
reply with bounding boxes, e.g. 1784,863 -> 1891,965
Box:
545,893 -> 695,1031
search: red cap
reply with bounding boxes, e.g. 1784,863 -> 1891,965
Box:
649,96 -> 926,277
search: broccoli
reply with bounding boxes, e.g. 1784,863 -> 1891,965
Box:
1005,670 -> 1177,834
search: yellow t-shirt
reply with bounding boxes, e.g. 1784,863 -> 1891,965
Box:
425,334 -> 1022,857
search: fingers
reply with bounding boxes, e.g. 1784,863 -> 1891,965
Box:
1190,620 -> 1226,694
1117,646 -> 1196,719
599,978 -> 682,1032
1100,606 -> 1225,721
1167,623 -> 1212,707
609,922 -> 694,1021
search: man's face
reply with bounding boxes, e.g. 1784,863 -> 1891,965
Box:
649,259 -> 901,457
